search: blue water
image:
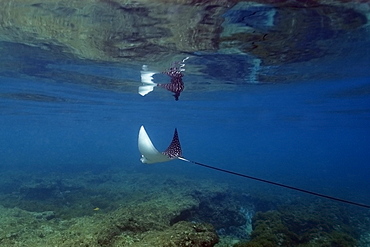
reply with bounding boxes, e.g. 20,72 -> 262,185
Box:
1,60 -> 370,207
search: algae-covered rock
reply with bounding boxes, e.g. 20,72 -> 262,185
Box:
0,170 -> 225,246
1,169 -> 368,247
132,221 -> 218,247
95,193 -> 199,245
234,202 -> 358,247
245,210 -> 299,247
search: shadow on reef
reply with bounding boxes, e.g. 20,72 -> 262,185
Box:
171,191 -> 253,240
0,172 -> 124,219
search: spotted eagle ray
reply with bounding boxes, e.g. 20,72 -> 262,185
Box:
138,57 -> 188,101
138,125 -> 370,209
138,125 -> 182,164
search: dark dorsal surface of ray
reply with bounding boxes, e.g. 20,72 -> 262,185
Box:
162,128 -> 182,158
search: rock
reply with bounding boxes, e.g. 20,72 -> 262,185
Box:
33,211 -> 56,220
133,221 -> 219,247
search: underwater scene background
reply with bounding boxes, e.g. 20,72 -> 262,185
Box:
1,0 -> 370,246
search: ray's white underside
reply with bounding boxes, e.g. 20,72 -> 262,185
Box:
138,125 -> 173,164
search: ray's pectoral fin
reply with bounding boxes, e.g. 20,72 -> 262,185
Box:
138,126 -> 170,164
162,128 -> 182,158
138,126 -> 182,164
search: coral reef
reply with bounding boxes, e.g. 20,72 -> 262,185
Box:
0,168 -> 369,246
0,169 -> 225,246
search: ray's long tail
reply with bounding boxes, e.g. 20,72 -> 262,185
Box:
178,157 -> 370,209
